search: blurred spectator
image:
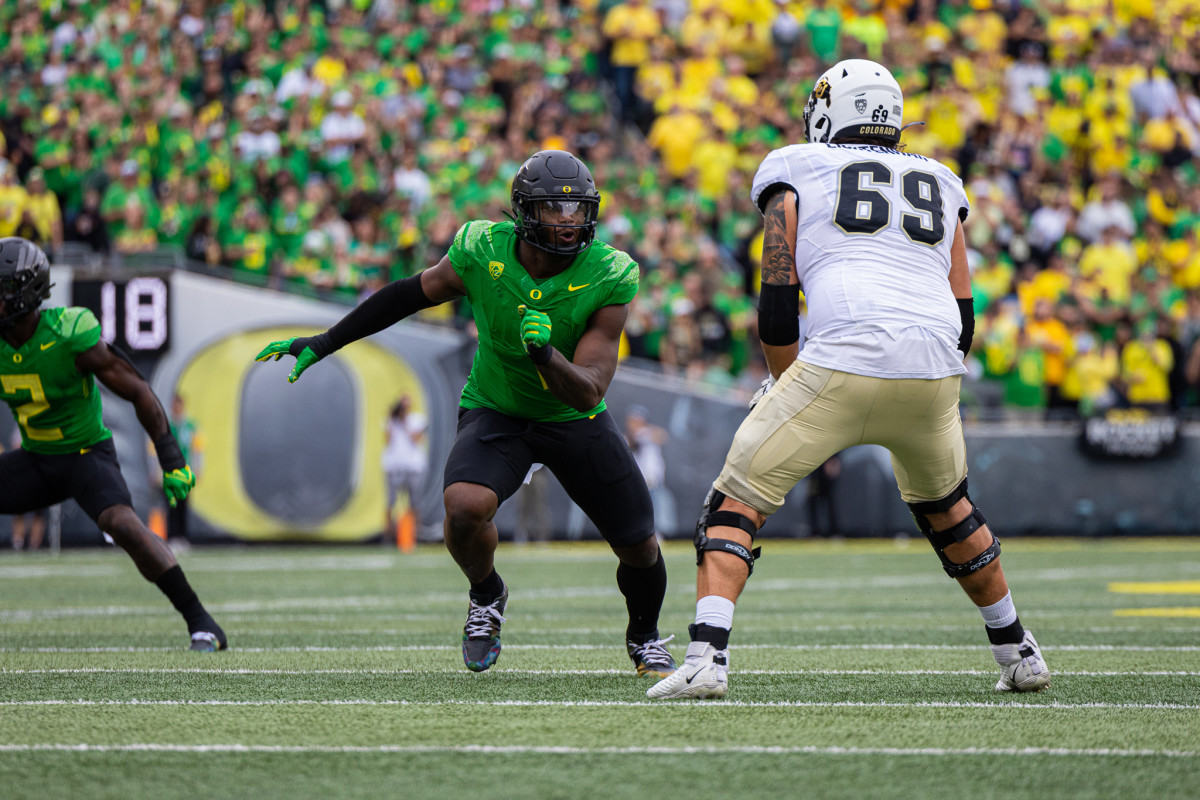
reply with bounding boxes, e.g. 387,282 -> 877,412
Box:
805,0 -> 842,65
514,466 -> 552,546
319,90 -> 365,164
603,0 -> 661,121
185,214 -> 219,265
101,160 -> 156,239
392,149 -> 431,211
235,108 -> 281,163
382,396 -> 428,544
806,454 -> 841,539
625,404 -> 675,538
0,162 -> 27,238
66,188 -> 109,254
1026,299 -> 1075,417
19,168 -> 62,254
113,198 -> 157,254
222,204 -> 272,280
1005,43 -> 1050,118
166,394 -> 202,545
1076,177 -> 1135,244
1121,319 -> 1175,411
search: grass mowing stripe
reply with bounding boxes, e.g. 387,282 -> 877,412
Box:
6,668 -> 1199,677
0,744 -> 1194,758
3,699 -> 1197,710
5,562 -> 1199,620
6,643 -> 1199,653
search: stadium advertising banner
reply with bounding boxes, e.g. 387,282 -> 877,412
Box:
1081,409 -> 1181,460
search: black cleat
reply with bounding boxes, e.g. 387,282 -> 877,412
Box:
462,584 -> 508,672
189,624 -> 227,652
627,632 -> 677,678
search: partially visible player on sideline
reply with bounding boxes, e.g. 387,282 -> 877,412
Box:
0,237 -> 226,651
256,151 -> 676,678
648,60 -> 1050,699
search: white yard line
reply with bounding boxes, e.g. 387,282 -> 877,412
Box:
1,699 -> 1197,710
0,743 -> 1193,758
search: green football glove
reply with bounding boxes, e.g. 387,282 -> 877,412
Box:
255,337 -> 320,383
519,306 -> 552,349
162,465 -> 196,508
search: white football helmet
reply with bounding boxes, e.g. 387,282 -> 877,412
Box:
803,59 -> 904,145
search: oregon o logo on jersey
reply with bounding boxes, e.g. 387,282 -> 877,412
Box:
529,288 -> 542,300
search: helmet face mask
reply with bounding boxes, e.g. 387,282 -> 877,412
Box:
0,238 -> 52,331
510,150 -> 601,256
803,59 -> 904,146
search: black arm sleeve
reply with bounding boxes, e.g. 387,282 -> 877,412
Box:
957,297 -> 975,356
290,274 -> 435,360
154,432 -> 186,472
758,283 -> 801,346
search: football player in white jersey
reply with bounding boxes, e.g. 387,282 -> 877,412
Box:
649,59 -> 1050,700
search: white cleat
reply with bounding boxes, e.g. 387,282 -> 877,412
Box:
991,630 -> 1051,692
646,640 -> 729,699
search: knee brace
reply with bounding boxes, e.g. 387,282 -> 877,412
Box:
907,478 -> 1001,579
694,488 -> 762,576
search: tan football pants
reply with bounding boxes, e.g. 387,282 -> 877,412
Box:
714,360 -> 968,515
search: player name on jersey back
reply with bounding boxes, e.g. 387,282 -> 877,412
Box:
752,143 -> 971,380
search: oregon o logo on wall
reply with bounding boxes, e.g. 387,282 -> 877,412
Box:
177,327 -> 427,541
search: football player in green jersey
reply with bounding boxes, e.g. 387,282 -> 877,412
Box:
0,238 -> 227,652
257,151 -> 675,676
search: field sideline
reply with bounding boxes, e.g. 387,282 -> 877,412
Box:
2,538 -> 1198,800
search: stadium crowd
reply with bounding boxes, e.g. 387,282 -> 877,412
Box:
1,0 -> 1199,414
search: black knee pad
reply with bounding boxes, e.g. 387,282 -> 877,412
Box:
916,500 -> 1001,579
907,477 -> 970,534
694,487 -> 762,575
939,532 -> 1001,578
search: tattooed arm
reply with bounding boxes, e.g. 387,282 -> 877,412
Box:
758,187 -> 801,378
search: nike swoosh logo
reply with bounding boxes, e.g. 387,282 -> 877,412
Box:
567,283 -> 590,291
684,668 -> 701,685
40,341 -> 57,351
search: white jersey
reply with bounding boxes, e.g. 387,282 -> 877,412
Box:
752,143 -> 970,379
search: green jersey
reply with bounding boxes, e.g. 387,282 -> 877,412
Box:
0,307 -> 110,454
448,220 -> 639,422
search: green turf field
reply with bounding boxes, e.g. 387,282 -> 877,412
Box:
2,538 -> 1198,800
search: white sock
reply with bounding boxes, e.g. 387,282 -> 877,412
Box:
695,595 -> 735,631
979,592 -> 1018,629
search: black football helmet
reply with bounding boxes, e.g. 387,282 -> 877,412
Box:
510,150 -> 600,256
0,237 -> 52,330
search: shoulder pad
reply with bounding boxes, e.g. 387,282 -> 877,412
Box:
752,147 -> 807,214
54,307 -> 103,353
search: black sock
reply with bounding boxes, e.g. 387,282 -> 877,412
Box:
154,565 -> 216,634
985,617 -> 1026,645
617,549 -> 667,639
469,569 -> 505,603
689,622 -> 730,651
